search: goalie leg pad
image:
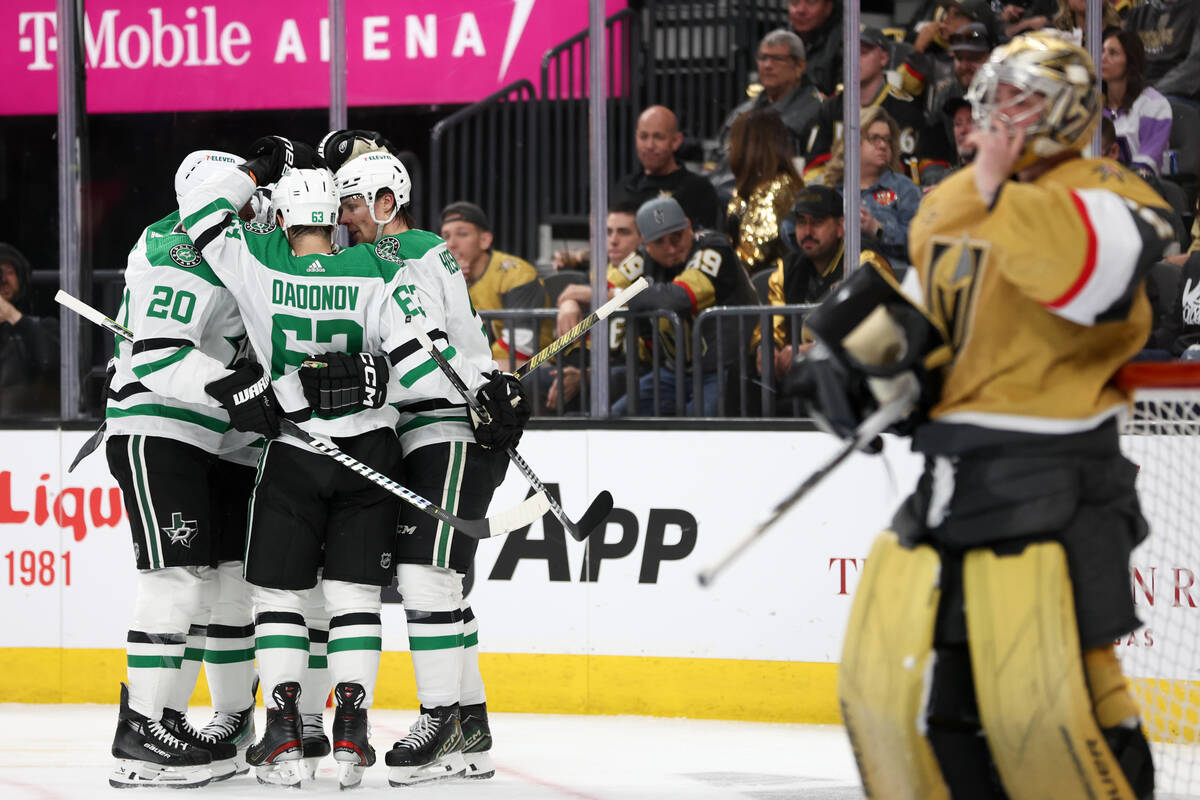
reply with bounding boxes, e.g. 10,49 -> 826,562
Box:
838,531 -> 950,800
963,541 -> 1139,800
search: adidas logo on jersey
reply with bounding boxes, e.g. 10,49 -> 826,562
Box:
307,261 -> 325,273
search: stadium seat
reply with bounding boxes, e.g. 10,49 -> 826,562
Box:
543,269 -> 590,306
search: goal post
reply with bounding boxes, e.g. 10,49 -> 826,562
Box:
1117,361 -> 1200,796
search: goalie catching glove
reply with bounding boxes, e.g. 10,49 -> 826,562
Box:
298,352 -> 390,414
205,359 -> 281,439
318,129 -> 400,172
471,371 -> 531,451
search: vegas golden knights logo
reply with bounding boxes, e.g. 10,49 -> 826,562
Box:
926,234 -> 989,353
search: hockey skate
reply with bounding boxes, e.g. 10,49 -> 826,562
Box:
385,705 -> 466,786
332,682 -> 376,789
300,711 -> 330,781
110,683 -> 213,789
459,702 -> 495,779
198,704 -> 255,776
160,707 -> 239,781
245,682 -> 303,787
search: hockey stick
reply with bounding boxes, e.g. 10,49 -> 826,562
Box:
54,290 -> 551,539
696,389 -> 917,587
513,276 -> 648,379
408,323 -> 613,542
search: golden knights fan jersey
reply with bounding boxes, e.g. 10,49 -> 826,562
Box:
910,157 -> 1174,441
466,249 -> 552,366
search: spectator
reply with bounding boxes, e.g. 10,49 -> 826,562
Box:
610,105 -> 720,231
1000,0 -> 1054,38
787,0 -> 842,97
711,30 -> 822,199
613,197 -> 758,416
439,202 -> 552,369
823,107 -> 923,265
1102,27 -> 1173,177
0,243 -> 58,416
1101,117 -> 1187,251
1053,0 -> 1121,45
725,108 -> 803,275
547,202 -> 644,411
1124,0 -> 1200,103
948,96 -> 977,168
749,186 -> 895,382
911,0 -> 1003,90
806,27 -> 935,180
921,22 -> 996,168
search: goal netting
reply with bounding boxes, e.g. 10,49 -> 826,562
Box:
1117,362 -> 1200,799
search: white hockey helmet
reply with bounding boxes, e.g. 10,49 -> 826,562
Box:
272,168 -> 339,229
174,150 -> 245,204
336,151 -> 411,211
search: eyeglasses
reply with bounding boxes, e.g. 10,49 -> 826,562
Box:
756,52 -> 797,64
865,133 -> 891,147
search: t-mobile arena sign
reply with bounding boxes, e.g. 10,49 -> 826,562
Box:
3,0 -> 626,114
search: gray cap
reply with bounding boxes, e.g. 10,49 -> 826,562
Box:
636,196 -> 689,243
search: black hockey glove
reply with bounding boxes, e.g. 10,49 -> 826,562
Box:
241,135 -> 296,186
782,347 -> 882,453
205,359 -> 281,439
471,371 -> 531,451
318,129 -> 399,172
298,352 -> 390,414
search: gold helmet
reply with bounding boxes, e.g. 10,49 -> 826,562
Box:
965,30 -> 1099,171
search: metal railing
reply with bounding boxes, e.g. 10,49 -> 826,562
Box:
428,80 -> 540,259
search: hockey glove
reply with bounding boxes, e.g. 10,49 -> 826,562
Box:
471,371 -> 531,452
298,352 -> 390,414
242,135 -> 296,186
782,347 -> 882,453
318,129 -> 399,172
205,359 -> 281,439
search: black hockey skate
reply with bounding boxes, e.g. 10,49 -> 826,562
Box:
198,704 -> 255,776
385,704 -> 466,786
160,707 -> 238,781
110,683 -> 213,789
300,711 -> 331,782
459,702 -> 495,779
332,682 -> 376,789
245,682 -> 303,787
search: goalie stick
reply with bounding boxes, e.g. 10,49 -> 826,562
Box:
55,289 -> 550,539
407,322 -> 613,542
514,276 -> 648,379
696,388 -> 918,587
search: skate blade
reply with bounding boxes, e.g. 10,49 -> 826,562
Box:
233,749 -> 251,777
464,749 -> 495,779
110,760 -> 212,789
208,757 -> 238,782
255,760 -> 302,788
300,755 -> 327,782
386,752 -> 467,787
337,763 -> 367,790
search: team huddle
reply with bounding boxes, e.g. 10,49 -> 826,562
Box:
103,131 -> 529,789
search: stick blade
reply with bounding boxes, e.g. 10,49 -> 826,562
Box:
568,490 -> 614,541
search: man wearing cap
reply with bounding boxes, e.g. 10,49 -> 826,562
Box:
0,242 -> 59,416
805,27 -> 936,181
749,186 -> 892,382
439,201 -> 552,370
907,0 -> 1002,98
612,196 -> 757,416
918,22 -> 996,167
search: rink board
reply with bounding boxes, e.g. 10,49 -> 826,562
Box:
0,427 -> 1193,723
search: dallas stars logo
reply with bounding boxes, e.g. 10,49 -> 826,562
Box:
169,243 -> 202,268
162,512 -> 199,548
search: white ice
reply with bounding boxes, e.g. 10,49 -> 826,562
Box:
0,704 -> 864,799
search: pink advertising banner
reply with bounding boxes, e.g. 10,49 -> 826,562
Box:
2,0 -> 626,115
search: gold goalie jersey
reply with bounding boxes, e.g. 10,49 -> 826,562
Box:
910,157 -> 1173,439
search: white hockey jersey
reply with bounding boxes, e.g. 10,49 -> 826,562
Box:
105,209 -> 261,463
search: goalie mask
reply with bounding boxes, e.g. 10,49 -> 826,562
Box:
174,150 -> 245,205
965,30 -> 1099,172
334,152 -> 412,243
272,167 -> 338,230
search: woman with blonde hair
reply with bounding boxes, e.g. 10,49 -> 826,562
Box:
1053,0 -> 1121,45
724,107 -> 803,274
823,106 -> 921,265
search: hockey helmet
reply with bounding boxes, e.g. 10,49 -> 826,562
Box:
965,30 -> 1099,172
336,152 -> 412,213
272,168 -> 339,229
174,150 -> 245,205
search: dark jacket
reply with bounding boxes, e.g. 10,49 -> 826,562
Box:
1125,0 -> 1200,100
611,165 -> 722,230
0,243 -> 59,416
793,8 -> 843,97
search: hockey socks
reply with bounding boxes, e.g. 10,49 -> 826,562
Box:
406,607 -> 464,708
460,603 -> 486,706
254,610 -> 309,702
125,629 -> 186,720
205,561 -> 256,713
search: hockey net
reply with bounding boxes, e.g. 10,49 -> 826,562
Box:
1117,362 -> 1200,798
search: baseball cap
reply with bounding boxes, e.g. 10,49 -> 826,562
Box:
789,185 -> 843,219
636,196 -> 690,243
947,22 -> 993,53
860,26 -> 890,51
440,201 -> 491,232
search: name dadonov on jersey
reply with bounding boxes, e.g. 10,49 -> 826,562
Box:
272,279 -> 360,312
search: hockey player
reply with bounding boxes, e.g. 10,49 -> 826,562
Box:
177,141 -> 417,788
105,150 -> 264,787
788,32 -> 1173,799
304,132 -> 527,784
